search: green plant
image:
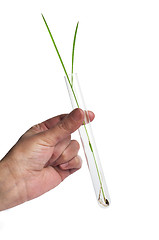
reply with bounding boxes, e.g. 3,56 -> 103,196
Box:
41,14 -> 109,206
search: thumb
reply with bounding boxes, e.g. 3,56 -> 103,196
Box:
38,108 -> 84,146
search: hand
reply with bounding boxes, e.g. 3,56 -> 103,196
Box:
0,108 -> 95,211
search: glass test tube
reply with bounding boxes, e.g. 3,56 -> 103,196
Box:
65,73 -> 110,207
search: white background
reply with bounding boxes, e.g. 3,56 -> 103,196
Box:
0,0 -> 159,239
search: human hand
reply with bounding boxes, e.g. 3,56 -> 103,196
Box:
0,108 -> 95,211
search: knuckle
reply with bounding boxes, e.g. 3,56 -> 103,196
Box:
52,149 -> 60,160
74,156 -> 82,167
31,123 -> 46,132
75,156 -> 79,164
58,120 -> 71,133
67,135 -> 71,142
72,140 -> 80,150
64,135 -> 71,145
61,151 -> 68,161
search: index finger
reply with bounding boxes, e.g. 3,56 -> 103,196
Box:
42,110 -> 95,129
38,109 -> 83,146
43,114 -> 68,129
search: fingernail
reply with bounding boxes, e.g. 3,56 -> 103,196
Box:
71,108 -> 83,121
60,162 -> 69,169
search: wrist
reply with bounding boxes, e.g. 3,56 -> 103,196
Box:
0,159 -> 27,211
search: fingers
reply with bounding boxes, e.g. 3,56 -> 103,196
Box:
53,140 -> 80,166
42,114 -> 67,129
22,114 -> 68,139
23,109 -> 95,141
38,108 -> 84,146
42,110 -> 95,130
53,155 -> 82,182
88,110 -> 95,121
84,110 -> 95,124
46,136 -> 71,166
38,109 -> 95,147
53,139 -> 82,181
59,156 -> 82,170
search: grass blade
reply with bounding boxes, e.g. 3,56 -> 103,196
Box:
71,21 -> 79,85
41,13 -> 71,85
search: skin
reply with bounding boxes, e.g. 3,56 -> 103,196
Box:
0,108 -> 95,211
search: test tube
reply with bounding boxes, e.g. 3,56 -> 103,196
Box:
65,73 -> 110,207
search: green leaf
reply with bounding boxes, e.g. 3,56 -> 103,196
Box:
41,13 -> 71,85
71,21 -> 79,85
